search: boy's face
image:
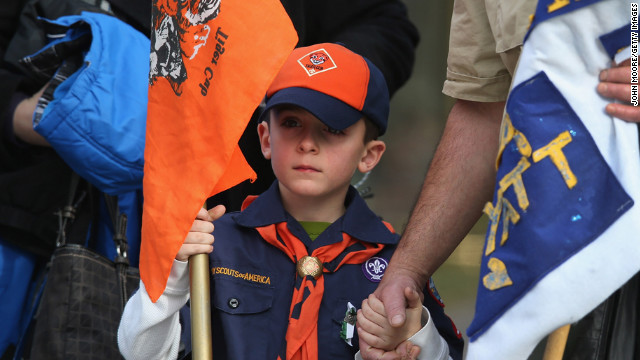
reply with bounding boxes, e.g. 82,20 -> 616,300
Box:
258,106 -> 385,201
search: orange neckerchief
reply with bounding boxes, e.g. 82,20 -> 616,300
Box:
255,221 -> 384,360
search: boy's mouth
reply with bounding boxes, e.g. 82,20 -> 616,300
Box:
294,165 -> 320,172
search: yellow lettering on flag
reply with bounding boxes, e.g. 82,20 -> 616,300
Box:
498,157 -> 531,211
483,196 -> 520,256
496,113 -> 532,168
547,0 -> 571,13
532,130 -> 577,189
483,257 -> 513,290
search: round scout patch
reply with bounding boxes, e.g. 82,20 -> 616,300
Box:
362,257 -> 388,282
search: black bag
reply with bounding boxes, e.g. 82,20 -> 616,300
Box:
26,174 -> 140,360
563,271 -> 640,360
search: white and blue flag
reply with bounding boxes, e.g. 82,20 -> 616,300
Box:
466,0 -> 640,358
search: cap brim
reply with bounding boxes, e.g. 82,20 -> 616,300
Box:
261,87 -> 363,130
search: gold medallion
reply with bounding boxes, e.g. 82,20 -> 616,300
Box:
296,256 -> 323,279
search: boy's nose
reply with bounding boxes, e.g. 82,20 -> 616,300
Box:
297,130 -> 319,153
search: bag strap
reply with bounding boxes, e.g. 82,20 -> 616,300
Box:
103,193 -> 135,309
104,193 -> 130,266
56,172 -> 92,247
55,172 -> 127,263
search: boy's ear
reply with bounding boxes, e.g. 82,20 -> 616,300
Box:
257,121 -> 271,160
358,140 -> 386,173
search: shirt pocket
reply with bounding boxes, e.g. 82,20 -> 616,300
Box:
212,277 -> 274,315
211,275 -> 283,359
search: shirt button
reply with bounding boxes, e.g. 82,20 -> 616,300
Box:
228,298 -> 239,309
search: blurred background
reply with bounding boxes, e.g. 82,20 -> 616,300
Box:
358,0 -> 487,351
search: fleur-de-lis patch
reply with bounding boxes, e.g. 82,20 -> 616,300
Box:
362,257 -> 388,282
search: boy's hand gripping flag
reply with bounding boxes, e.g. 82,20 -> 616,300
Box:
141,0 -> 298,302
466,0 -> 640,358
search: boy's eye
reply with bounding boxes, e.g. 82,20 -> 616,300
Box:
326,127 -> 344,135
281,118 -> 300,127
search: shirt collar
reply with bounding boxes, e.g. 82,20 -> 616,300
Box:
233,181 -> 398,246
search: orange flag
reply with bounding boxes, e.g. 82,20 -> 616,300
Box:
141,0 -> 298,302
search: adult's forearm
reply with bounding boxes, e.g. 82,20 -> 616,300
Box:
390,99 -> 505,281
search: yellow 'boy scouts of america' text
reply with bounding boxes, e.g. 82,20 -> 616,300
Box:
211,266 -> 271,285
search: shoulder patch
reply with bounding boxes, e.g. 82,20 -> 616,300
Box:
362,257 -> 388,282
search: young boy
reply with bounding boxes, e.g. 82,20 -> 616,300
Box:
118,43 -> 463,360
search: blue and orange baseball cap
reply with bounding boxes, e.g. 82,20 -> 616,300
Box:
263,43 -> 389,135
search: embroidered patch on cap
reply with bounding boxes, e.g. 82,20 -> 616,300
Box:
297,48 -> 337,76
362,257 -> 388,282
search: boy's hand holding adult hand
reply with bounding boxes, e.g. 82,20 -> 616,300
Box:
359,266 -> 424,360
358,288 -> 423,360
175,205 -> 225,261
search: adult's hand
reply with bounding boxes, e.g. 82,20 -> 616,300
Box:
374,266 -> 424,328
597,59 -> 639,122
13,84 -> 50,146
175,205 -> 225,261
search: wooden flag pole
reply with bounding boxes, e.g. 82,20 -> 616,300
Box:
542,324 -> 571,360
190,253 -> 213,359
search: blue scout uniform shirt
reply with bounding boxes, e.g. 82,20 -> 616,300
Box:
207,182 -> 463,359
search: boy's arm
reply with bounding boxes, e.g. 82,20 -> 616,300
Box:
118,205 -> 225,360
118,261 -> 190,360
